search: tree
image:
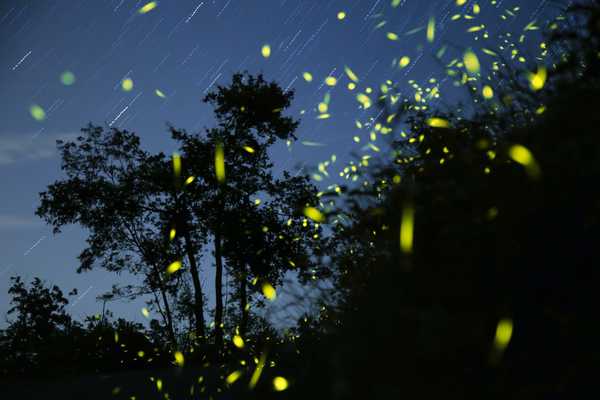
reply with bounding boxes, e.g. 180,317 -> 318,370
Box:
131,151 -> 209,343
36,72 -> 325,359
283,3 -> 600,398
220,177 -> 321,337
36,125 -> 186,347
0,276 -> 75,376
171,72 -> 322,349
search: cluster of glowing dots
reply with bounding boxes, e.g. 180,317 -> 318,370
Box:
350,0 -> 551,183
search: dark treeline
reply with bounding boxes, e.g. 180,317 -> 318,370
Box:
2,1 -> 599,398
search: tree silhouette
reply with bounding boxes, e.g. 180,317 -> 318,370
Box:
131,148 -> 209,343
220,172 -> 321,337
281,3 -> 600,398
36,73 -> 322,356
1,276 -> 73,375
171,72 -> 321,350
36,125 -> 185,347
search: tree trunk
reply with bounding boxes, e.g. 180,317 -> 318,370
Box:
214,226 -> 224,351
123,219 -> 179,347
181,222 -> 206,343
240,267 -> 248,337
156,274 -> 177,348
150,280 -> 176,348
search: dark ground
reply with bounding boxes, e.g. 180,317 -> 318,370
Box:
2,366 -> 231,400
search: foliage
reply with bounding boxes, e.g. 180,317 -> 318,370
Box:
0,277 -> 163,380
281,3 -> 600,398
0,276 -> 74,376
36,125 -> 185,346
170,72 -> 323,348
34,72 -> 323,364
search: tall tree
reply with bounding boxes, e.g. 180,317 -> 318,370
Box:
221,172 -> 322,337
133,151 -> 209,343
36,125 -> 193,347
171,72 -> 320,349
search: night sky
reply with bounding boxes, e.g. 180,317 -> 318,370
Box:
0,0 -> 561,327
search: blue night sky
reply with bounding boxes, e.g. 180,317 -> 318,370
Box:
0,0 -> 562,327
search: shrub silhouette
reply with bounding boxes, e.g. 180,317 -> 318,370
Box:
282,2 -> 600,399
